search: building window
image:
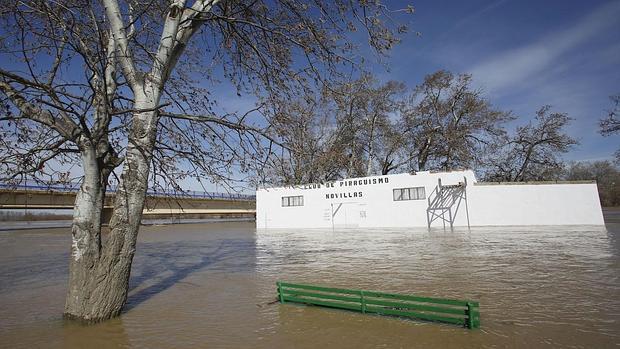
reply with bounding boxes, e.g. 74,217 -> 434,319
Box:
282,195 -> 304,207
393,187 -> 426,201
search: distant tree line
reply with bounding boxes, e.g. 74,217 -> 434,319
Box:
564,160 -> 619,207
587,94 -> 620,207
260,72 -> 619,206
599,94 -> 619,163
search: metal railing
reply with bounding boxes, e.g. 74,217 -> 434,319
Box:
0,183 -> 255,201
426,177 -> 470,230
276,281 -> 480,329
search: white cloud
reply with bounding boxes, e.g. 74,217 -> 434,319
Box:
468,1 -> 620,95
452,0 -> 510,30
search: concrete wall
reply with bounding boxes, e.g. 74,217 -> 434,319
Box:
256,170 -> 604,229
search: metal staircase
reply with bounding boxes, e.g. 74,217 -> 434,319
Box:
426,177 -> 470,230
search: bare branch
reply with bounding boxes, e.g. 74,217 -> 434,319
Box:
0,79 -> 80,141
160,110 -> 283,147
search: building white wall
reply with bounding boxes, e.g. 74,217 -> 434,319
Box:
467,183 -> 604,226
256,170 -> 605,229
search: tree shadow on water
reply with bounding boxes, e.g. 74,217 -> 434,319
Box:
123,237 -> 256,312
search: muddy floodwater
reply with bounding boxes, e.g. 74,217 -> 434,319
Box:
1,213 -> 619,348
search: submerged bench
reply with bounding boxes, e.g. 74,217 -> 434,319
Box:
277,281 -> 480,329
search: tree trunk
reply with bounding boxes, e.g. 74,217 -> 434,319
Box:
418,148 -> 429,172
366,115 -> 377,176
417,135 -> 433,171
515,145 -> 535,182
381,158 -> 393,175
64,142 -> 106,320
63,91 -> 159,322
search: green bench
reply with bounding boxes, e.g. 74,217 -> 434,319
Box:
277,281 -> 480,329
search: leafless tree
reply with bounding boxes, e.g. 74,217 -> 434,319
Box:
0,0 -> 411,322
374,115 -> 409,175
262,74 -> 407,184
260,92 -> 344,185
599,94 -> 619,164
326,74 -> 405,177
401,70 -> 512,172
358,80 -> 406,176
484,106 -> 578,182
263,70 -> 515,182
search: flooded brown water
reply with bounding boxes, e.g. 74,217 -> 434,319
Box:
1,212 -> 619,348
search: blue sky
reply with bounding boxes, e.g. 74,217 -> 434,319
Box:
375,0 -> 620,162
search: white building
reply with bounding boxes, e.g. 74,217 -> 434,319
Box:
256,170 -> 605,229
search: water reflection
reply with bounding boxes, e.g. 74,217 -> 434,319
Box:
0,220 -> 618,348
127,237 -> 256,311
61,317 -> 130,348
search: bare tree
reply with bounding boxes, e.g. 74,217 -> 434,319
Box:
599,94 -> 619,164
326,74 -> 405,177
401,70 -> 512,172
374,115 -> 409,175
263,70 -> 514,182
0,0 -> 411,322
359,80 -> 406,176
484,106 -> 578,182
262,74 -> 407,184
260,92 -> 343,185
